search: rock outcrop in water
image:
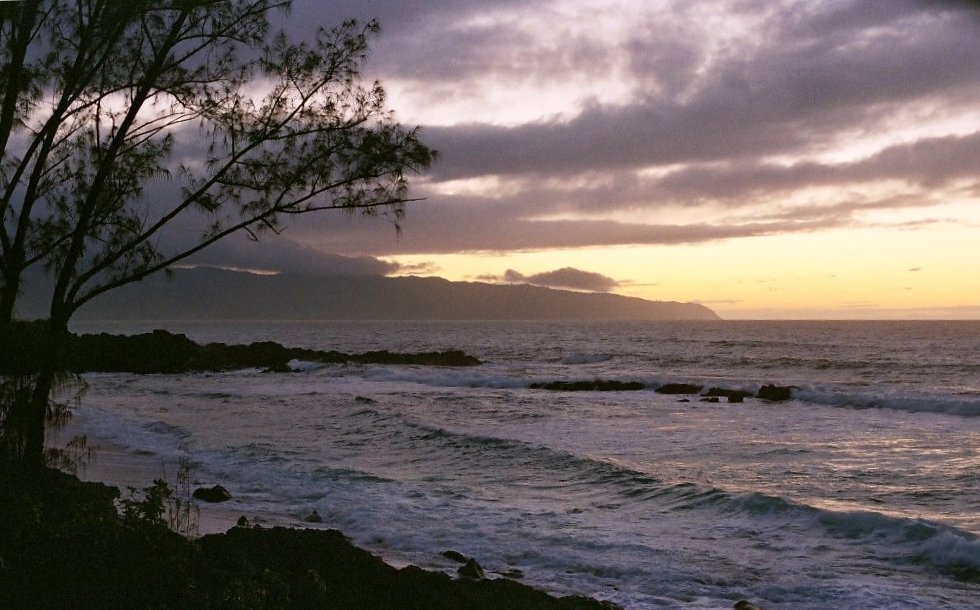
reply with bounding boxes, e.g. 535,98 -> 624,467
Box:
655,383 -> 703,395
458,557 -> 487,580
756,384 -> 793,401
529,380 -> 646,392
526,379 -> 795,406
702,387 -> 752,402
192,485 -> 232,503
0,322 -> 481,374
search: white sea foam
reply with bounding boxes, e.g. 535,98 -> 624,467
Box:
918,528 -> 980,571
796,385 -> 980,417
286,359 -> 326,372
561,353 -> 612,365
360,365 -> 530,389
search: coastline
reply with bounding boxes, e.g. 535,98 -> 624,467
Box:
20,321 -> 978,609
77,442 -> 247,536
50,427 -> 293,537
7,427 -> 624,610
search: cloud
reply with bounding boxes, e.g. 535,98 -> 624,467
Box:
130,1 -> 980,266
288,187 -> 917,255
181,232 -> 401,276
417,1 -> 980,182
398,261 -> 441,275
497,267 -> 621,292
651,131 -> 980,202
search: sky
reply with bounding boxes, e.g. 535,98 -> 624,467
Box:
190,0 -> 980,319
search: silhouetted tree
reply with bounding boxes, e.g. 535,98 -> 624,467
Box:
0,0 -> 433,470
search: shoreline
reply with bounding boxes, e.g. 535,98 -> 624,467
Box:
44,427 -> 641,607
51,429 -> 294,537
2,465 -> 621,610
49,427 -> 514,573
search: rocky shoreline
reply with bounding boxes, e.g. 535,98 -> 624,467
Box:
0,468 -> 620,610
2,322 -> 481,375
2,323 -> 780,608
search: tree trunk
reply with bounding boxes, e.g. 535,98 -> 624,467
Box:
0,270 -> 20,329
20,314 -> 69,472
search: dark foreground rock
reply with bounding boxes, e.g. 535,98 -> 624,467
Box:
196,527 -> 619,609
441,550 -> 469,564
304,509 -> 323,523
0,468 -> 619,610
458,557 -> 487,580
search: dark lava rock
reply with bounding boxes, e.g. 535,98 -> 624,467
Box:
196,528 -> 624,609
594,380 -> 645,391
756,384 -> 792,401
530,380 -> 645,392
702,387 -> 752,401
67,329 -> 202,374
192,485 -> 231,503
734,601 -> 765,610
678,399 -> 691,403
304,510 -> 323,523
235,515 -> 250,528
355,395 -> 377,404
699,396 -> 720,403
2,469 -> 622,610
441,550 -> 468,564
500,568 -> 525,579
44,327 -> 484,374
458,558 -> 486,580
349,349 -> 482,367
655,383 -> 703,395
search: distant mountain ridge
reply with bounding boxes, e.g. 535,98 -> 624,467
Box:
20,268 -> 719,321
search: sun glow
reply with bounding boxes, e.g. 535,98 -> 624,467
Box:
387,217 -> 980,319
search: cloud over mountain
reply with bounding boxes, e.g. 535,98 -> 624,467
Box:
499,268 -> 622,292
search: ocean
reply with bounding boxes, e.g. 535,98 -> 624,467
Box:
63,320 -> 980,609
